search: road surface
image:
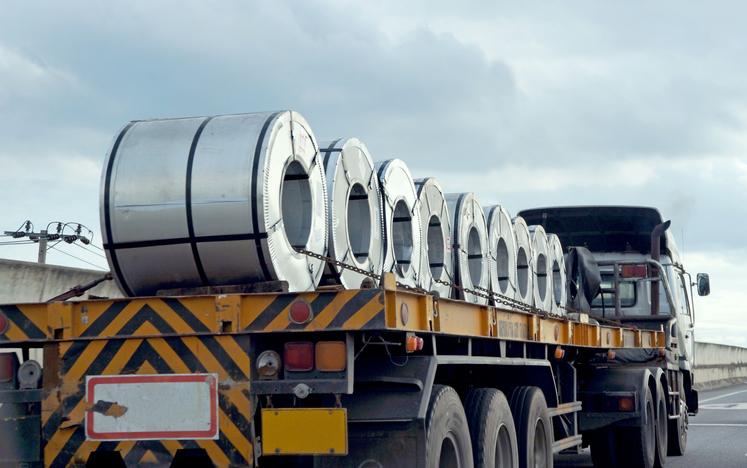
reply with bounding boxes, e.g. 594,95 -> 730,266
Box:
556,381 -> 747,467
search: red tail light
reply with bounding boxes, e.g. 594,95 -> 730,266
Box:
289,301 -> 313,324
620,264 -> 647,278
0,352 -> 18,382
284,342 -> 314,371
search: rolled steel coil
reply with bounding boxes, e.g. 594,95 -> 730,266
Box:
375,159 -> 423,288
445,193 -> 489,305
414,178 -> 453,296
529,225 -> 553,312
547,233 -> 568,315
100,111 -> 327,296
512,216 -> 534,306
320,138 -> 384,288
484,205 -> 517,304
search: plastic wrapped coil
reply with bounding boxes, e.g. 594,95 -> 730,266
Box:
529,225 -> 553,312
100,111 -> 327,296
319,138 -> 384,288
414,178 -> 453,296
512,216 -> 534,306
484,205 -> 517,304
375,159 -> 423,288
547,233 -> 567,315
445,193 -> 489,305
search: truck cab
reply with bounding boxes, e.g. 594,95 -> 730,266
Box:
519,205 -> 709,461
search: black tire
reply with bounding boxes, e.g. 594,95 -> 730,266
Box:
653,380 -> 668,467
464,388 -> 519,468
426,385 -> 474,468
509,386 -> 553,468
667,400 -> 688,456
618,385 -> 657,468
589,428 -> 620,468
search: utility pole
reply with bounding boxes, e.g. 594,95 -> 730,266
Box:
4,221 -> 93,265
37,230 -> 48,264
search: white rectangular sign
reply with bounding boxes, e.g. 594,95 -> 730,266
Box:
85,374 -> 219,441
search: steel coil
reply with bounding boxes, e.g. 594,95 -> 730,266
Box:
414,178 -> 453,296
547,233 -> 567,315
512,216 -> 534,306
320,138 -> 384,288
484,205 -> 517,304
100,111 -> 327,296
375,159 -> 423,288
529,225 -> 553,312
445,193 -> 489,305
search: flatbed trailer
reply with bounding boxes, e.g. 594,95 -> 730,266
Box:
0,273 -> 671,467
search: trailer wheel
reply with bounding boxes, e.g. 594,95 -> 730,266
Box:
618,384 -> 656,468
426,385 -> 474,468
667,400 -> 688,456
464,388 -> 519,468
653,380 -> 668,467
510,386 -> 553,468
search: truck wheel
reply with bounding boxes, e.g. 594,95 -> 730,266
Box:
667,400 -> 688,456
653,380 -> 668,467
464,388 -> 519,468
510,386 -> 553,468
426,385 -> 474,468
589,428 -> 620,468
618,385 -> 656,468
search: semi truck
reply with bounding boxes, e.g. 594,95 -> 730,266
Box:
0,205 -> 708,467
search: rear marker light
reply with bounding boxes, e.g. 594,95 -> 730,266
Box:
284,342 -> 314,371
256,350 -> 281,379
405,334 -> 424,353
316,341 -> 346,372
618,396 -> 635,412
620,264 -> 648,278
289,301 -> 313,324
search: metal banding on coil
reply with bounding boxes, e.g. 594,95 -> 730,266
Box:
414,177 -> 453,296
100,111 -> 328,296
529,224 -> 553,312
484,205 -> 517,304
548,233 -> 568,315
320,138 -> 384,289
375,159 -> 423,288
512,216 -> 534,307
445,193 -> 489,305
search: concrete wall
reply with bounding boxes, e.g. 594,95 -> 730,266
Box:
694,341 -> 747,390
0,258 -> 122,304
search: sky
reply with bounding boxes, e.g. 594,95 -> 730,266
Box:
0,1 -> 745,346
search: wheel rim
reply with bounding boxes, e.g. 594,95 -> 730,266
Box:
495,424 -> 514,467
681,402 -> 689,445
439,432 -> 460,468
533,419 -> 549,468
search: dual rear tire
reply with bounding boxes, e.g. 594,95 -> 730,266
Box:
426,385 -> 552,468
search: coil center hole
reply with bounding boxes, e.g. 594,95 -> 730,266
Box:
392,200 -> 413,273
427,214 -> 444,279
347,183 -> 371,263
281,161 -> 312,249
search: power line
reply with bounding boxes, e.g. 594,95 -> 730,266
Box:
72,242 -> 107,259
48,244 -> 108,271
0,240 -> 38,246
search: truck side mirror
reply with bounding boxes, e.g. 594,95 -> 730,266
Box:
696,273 -> 710,296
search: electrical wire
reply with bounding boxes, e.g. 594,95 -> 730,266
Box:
72,242 -> 107,259
0,240 -> 38,246
48,244 -> 108,271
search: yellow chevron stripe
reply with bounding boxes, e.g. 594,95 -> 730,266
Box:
215,335 -> 251,380
218,406 -> 253,462
43,398 -> 86,464
149,299 -> 202,334
343,294 -> 385,329
239,295 -> 278,328
170,296 -> 217,330
305,291 -> 355,331
16,304 -> 47,337
62,339 -> 108,383
93,301 -> 144,338
197,439 -> 231,466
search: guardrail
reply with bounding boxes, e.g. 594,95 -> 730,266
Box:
694,341 -> 747,390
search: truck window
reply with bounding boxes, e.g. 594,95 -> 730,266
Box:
591,273 -> 636,308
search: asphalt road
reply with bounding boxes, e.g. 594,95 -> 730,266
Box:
555,381 -> 747,468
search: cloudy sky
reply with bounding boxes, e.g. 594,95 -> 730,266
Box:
1,1 -> 745,346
